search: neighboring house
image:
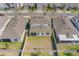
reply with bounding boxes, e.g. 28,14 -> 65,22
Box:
65,3 -> 78,9
0,3 -> 9,10
53,16 -> 79,42
6,3 -> 24,9
0,16 -> 27,42
16,3 -> 24,9
53,3 -> 62,8
29,15 -> 51,36
71,16 -> 79,32
6,3 -> 17,8
23,3 -> 34,9
0,3 -> 24,10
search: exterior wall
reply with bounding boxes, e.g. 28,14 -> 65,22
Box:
36,32 -> 51,36
30,32 -> 51,36
0,38 -> 19,42
11,38 -> 19,42
59,35 -> 79,41
31,24 -> 50,27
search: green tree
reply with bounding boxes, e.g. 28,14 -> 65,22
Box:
47,4 -> 52,11
34,3 -> 37,10
25,19 -> 30,36
72,6 -> 78,11
28,6 -> 35,11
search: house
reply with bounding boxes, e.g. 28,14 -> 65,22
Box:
16,3 -> 24,9
29,14 -> 51,36
0,16 -> 27,42
6,3 -> 17,8
0,3 -> 9,10
53,16 -> 79,42
23,3 -> 34,8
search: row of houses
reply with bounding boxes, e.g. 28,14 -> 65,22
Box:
0,3 -> 23,10
27,13 -> 79,42
0,12 -> 52,42
1,13 -> 79,42
0,3 -> 79,10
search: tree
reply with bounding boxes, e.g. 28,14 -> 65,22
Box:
28,6 -> 35,11
72,6 -> 78,11
53,4 -> 56,11
25,19 -> 30,36
60,4 -> 65,10
25,19 -> 30,30
47,4 -> 52,11
34,3 -> 37,10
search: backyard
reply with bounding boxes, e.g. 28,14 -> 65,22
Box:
0,42 -> 22,56
22,36 -> 53,56
57,43 -> 79,56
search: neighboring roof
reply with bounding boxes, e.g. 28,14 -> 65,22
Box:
53,16 -> 79,37
30,26 -> 51,33
30,16 -> 51,33
0,16 -> 27,39
0,16 -> 8,30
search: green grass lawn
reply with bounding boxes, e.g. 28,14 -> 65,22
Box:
23,36 -> 53,56
57,43 -> 79,56
57,44 -> 79,50
0,42 -> 22,56
0,42 -> 22,50
58,52 -> 76,56
70,10 -> 79,14
23,51 -> 52,56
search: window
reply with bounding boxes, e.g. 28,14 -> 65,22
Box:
0,13 -> 4,16
48,24 -> 50,26
38,33 -> 39,35
0,40 -> 2,42
31,33 -> 36,36
46,33 -> 49,35
14,39 -> 18,41
42,33 -> 44,35
2,39 -> 11,42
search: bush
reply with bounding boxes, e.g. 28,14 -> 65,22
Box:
63,52 -> 73,56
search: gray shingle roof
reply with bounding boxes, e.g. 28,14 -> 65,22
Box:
0,16 -> 27,40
